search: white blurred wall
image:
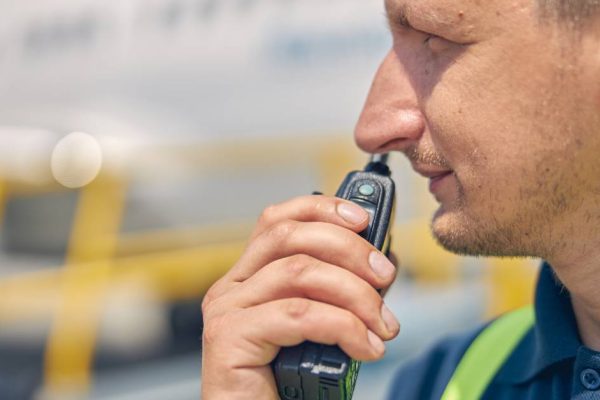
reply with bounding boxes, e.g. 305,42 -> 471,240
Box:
0,0 -> 390,139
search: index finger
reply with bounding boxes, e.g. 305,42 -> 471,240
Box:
250,195 -> 370,241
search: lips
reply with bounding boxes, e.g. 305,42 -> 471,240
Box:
429,170 -> 453,190
411,165 -> 454,180
411,165 -> 454,195
429,171 -> 453,182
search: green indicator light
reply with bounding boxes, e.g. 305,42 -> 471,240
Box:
359,184 -> 375,196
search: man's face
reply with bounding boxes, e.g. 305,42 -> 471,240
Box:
355,0 -> 600,259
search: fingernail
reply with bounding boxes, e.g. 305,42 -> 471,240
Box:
337,202 -> 368,225
369,251 -> 396,280
367,330 -> 385,356
381,303 -> 400,334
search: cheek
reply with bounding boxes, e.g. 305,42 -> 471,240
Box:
425,76 -> 510,172
438,65 -> 549,160
426,92 -> 535,206
422,34 -> 568,187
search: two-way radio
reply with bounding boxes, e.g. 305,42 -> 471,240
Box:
273,154 -> 396,400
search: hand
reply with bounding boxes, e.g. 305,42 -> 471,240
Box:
201,195 -> 400,399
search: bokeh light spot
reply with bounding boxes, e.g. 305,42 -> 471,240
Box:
51,132 -> 103,188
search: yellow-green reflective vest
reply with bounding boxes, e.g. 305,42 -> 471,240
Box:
440,306 -> 535,400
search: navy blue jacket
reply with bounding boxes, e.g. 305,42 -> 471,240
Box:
387,264 -> 600,399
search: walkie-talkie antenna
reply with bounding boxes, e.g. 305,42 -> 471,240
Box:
370,153 -> 389,165
365,153 -> 391,176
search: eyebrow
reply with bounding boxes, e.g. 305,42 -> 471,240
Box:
385,1 -> 466,35
385,1 -> 413,30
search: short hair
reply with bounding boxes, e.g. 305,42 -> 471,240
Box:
539,0 -> 600,21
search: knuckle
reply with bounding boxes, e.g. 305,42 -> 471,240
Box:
341,232 -> 359,249
202,280 -> 227,313
267,219 -> 298,243
202,314 -> 228,346
286,254 -> 316,278
201,281 -> 231,317
258,204 -> 278,227
284,298 -> 312,320
201,288 -> 216,315
311,196 -> 332,215
201,297 -> 211,316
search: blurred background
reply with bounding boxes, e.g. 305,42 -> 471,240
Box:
0,0 -> 539,399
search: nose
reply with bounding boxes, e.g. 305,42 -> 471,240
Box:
354,50 -> 425,154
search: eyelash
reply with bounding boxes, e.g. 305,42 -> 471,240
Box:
387,15 -> 441,47
398,27 -> 442,50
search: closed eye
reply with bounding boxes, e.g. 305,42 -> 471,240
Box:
425,35 -> 459,53
385,13 -> 450,49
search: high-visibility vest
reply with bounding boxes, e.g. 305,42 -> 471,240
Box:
440,306 -> 535,400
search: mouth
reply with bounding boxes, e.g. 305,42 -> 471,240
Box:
428,171 -> 454,194
411,165 -> 454,194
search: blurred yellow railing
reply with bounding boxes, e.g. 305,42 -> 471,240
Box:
39,133 -> 362,396
0,241 -> 246,323
0,179 -> 5,226
44,173 -> 127,393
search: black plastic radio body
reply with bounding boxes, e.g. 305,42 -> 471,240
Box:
273,155 -> 396,400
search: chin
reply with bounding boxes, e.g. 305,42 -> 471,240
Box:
430,206 -> 529,258
430,209 -> 476,256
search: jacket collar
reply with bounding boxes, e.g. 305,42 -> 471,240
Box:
494,262 -> 581,384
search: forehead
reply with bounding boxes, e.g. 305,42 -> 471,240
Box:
385,0 -> 484,19
384,0 -> 528,29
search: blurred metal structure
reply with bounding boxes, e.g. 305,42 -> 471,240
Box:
0,134 -> 366,398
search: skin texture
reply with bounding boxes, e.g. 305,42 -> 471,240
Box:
356,0 -> 600,346
201,197 -> 399,399
202,0 -> 600,397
